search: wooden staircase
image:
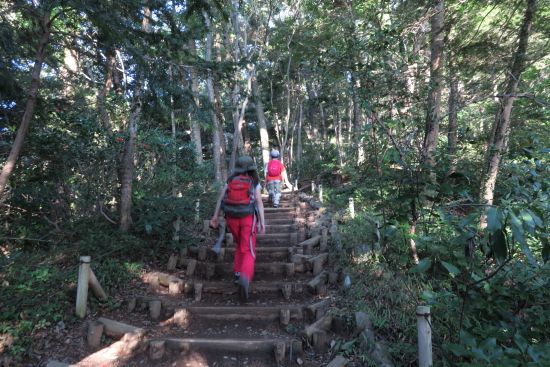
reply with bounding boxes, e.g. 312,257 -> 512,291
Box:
80,193 -> 337,367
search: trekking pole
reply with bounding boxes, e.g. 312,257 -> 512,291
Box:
212,226 -> 226,253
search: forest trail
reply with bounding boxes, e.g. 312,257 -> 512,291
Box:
62,192 -> 338,367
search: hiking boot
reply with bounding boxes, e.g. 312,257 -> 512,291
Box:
268,193 -> 273,204
273,203 -> 279,208
234,273 -> 240,285
238,277 -> 249,300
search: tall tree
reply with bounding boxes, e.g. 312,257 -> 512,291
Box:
479,0 -> 537,206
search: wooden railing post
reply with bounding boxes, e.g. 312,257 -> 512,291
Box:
319,185 -> 323,202
349,198 -> 354,219
417,305 -> 433,367
311,180 -> 315,193
76,256 -> 91,319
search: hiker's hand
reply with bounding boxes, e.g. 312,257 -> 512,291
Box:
258,222 -> 265,235
210,217 -> 219,228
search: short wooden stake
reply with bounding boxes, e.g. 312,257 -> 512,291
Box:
332,317 -> 346,334
76,256 -> 91,319
328,272 -> 339,285
282,284 -> 292,300
294,263 -> 305,273
320,236 -> 328,252
186,259 -> 197,276
203,220 -> 211,233
316,307 -> 326,320
148,273 -> 160,290
417,306 -> 433,367
313,330 -> 327,354
198,246 -> 207,261
205,264 -> 215,279
149,300 -> 162,320
194,283 -> 203,302
150,340 -> 165,360
285,263 -> 295,277
167,255 -> 178,270
316,283 -> 327,296
280,309 -> 291,326
328,253 -> 335,267
123,329 -> 145,353
319,184 -> 323,203
179,246 -> 188,257
275,342 -> 286,364
313,258 -> 324,276
195,199 -> 200,223
217,248 -> 225,262
169,280 -> 183,294
88,269 -> 108,300
123,297 -> 136,312
226,233 -> 234,246
311,180 -> 315,193
87,321 -> 104,348
184,282 -> 194,294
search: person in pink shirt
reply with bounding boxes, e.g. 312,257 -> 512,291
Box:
264,149 -> 287,207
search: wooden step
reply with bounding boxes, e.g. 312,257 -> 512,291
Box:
264,224 -> 297,233
181,281 -> 294,294
213,262 -> 287,276
150,337 -> 293,353
175,306 -> 303,321
224,246 -> 299,261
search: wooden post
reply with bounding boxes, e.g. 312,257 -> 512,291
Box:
150,340 -> 165,360
167,254 -> 178,270
332,317 -> 346,334
319,184 -> 323,203
349,198 -> 354,219
203,220 -> 211,233
186,259 -> 197,276
282,284 -> 292,300
328,272 -> 339,285
87,321 -> 104,348
280,309 -> 290,326
295,179 -> 298,191
76,256 -> 91,319
274,342 -> 286,364
217,248 -> 225,262
195,199 -> 200,223
194,283 -> 203,302
169,280 -> 183,294
313,330 -> 327,354
205,264 -> 215,279
198,246 -> 207,261
316,283 -> 327,296
88,269 -> 107,299
285,263 -> 295,277
417,306 -> 433,367
149,300 -> 162,320
311,180 -> 315,193
226,233 -> 234,246
124,297 -> 136,312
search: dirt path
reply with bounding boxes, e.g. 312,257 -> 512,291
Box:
43,193 -> 338,367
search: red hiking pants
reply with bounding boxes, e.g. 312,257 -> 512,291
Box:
226,214 -> 257,281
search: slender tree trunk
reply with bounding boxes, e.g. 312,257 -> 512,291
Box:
97,54 -> 115,138
480,0 -> 536,206
297,103 -> 303,179
119,7 -> 149,231
422,0 -> 445,170
214,32 -> 227,181
204,13 -> 222,182
446,68 -> 459,177
0,12 -> 51,203
188,39 -> 203,165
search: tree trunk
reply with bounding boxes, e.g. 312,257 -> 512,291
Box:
480,0 -> 536,206
446,67 -> 459,177
422,0 -> 445,168
250,64 -> 270,167
214,31 -> 228,182
97,54 -> 115,138
0,12 -> 51,203
297,103 -> 303,178
119,7 -> 149,231
188,39 -> 203,165
204,13 -> 222,182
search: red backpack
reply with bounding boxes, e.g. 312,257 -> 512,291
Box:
267,160 -> 281,177
222,175 -> 256,218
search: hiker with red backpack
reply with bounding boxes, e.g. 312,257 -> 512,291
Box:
210,156 -> 265,300
264,149 -> 287,207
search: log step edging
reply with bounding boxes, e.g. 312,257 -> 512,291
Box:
148,337 -> 294,353
172,306 -> 303,321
